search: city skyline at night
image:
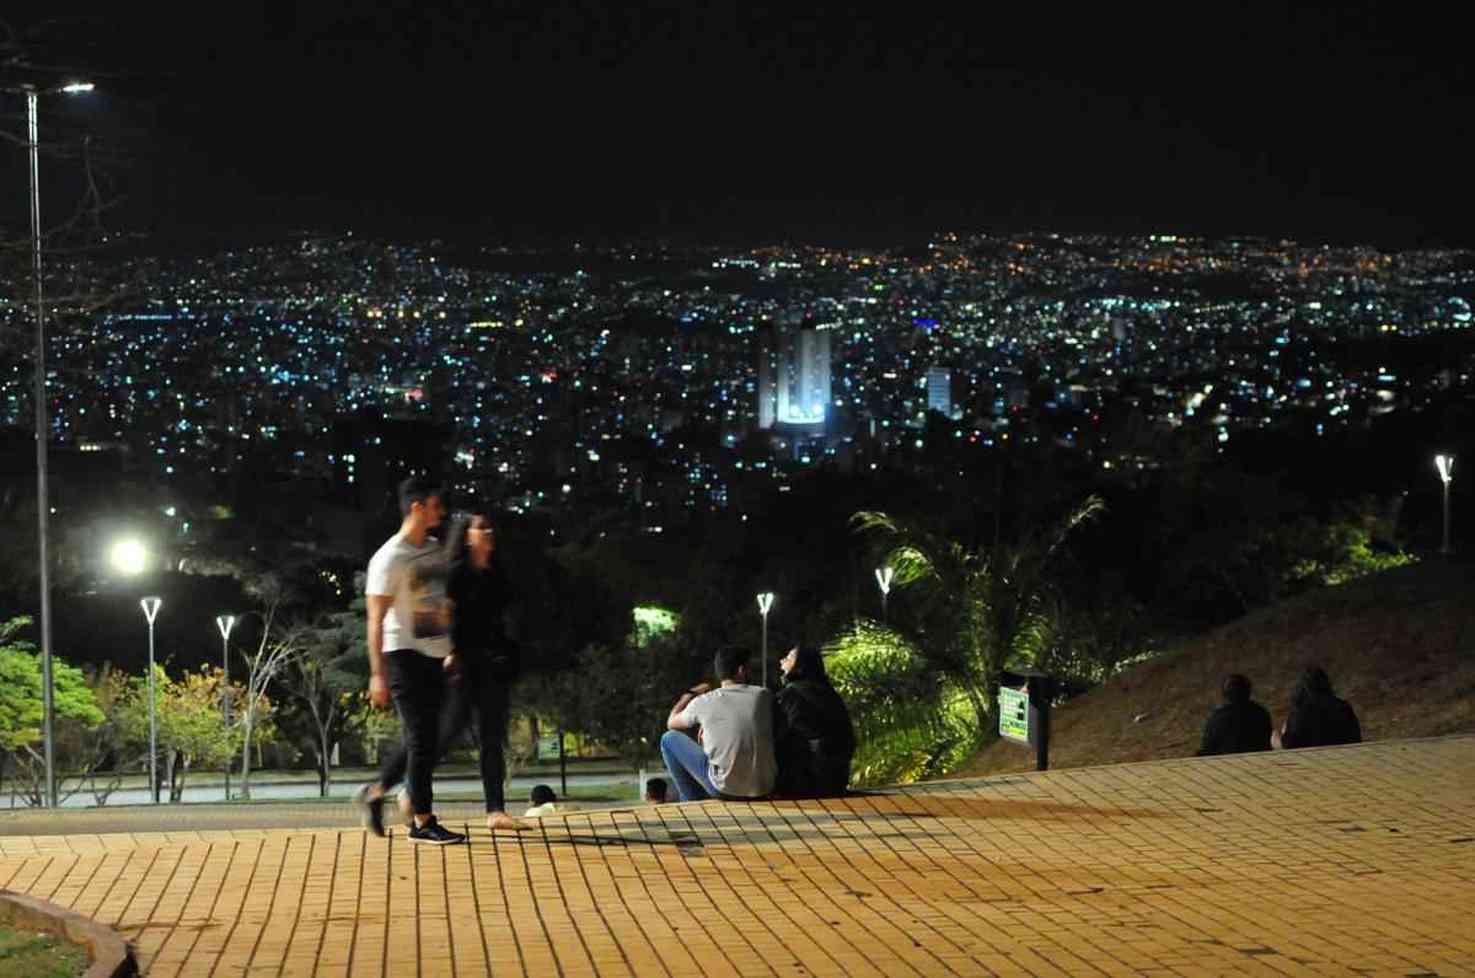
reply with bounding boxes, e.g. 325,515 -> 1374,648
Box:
1,228 -> 1469,558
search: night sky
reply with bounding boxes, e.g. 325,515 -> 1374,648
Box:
4,3 -> 1472,247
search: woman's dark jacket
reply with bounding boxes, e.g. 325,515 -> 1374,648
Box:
774,678 -> 856,798
448,561 -> 518,678
1282,692 -> 1361,749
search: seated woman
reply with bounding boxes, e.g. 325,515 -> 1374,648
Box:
1274,664 -> 1362,749
774,646 -> 857,798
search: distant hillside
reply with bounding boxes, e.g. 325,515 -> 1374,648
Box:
955,558 -> 1475,776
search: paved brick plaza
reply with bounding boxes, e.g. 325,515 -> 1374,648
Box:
2,736 -> 1472,977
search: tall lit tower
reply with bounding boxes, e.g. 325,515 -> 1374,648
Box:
926,366 -> 952,416
758,324 -> 830,430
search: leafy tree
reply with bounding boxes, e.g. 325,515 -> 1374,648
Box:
279,613 -> 364,797
65,665 -> 138,807
852,495 -> 1105,725
344,690 -> 400,765
0,617 -> 105,806
232,573 -> 301,798
826,621 -> 979,786
114,666 -> 251,802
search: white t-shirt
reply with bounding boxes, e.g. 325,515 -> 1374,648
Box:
677,684 -> 777,797
365,532 -> 452,659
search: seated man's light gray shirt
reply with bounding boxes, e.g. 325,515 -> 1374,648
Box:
677,684 -> 777,797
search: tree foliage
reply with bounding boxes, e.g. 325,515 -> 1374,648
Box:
0,617 -> 105,805
825,621 -> 981,786
112,665 -> 260,802
852,495 -> 1105,722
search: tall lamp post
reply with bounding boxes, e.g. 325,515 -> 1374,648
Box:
874,565 -> 894,623
216,615 -> 236,801
756,592 -> 775,687
1436,454 -> 1455,555
4,78 -> 96,809
140,596 -> 163,803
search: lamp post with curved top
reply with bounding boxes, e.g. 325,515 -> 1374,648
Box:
217,615 -> 237,801
756,592 -> 775,687
140,596 -> 163,803
1436,454 -> 1455,555
874,565 -> 894,623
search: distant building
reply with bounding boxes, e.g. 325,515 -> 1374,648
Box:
926,366 -> 952,416
758,325 -> 831,431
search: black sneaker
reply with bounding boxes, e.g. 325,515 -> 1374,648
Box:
355,785 -> 386,838
408,816 -> 466,846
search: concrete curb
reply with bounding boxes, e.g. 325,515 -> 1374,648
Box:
0,889 -> 136,978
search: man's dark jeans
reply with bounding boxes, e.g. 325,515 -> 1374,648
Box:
377,650 -> 444,816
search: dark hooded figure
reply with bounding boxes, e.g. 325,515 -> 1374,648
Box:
1197,673 -> 1273,756
774,646 -> 857,798
1278,665 -> 1361,749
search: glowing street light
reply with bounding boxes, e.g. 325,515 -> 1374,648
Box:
140,597 -> 163,803
109,538 -> 149,576
756,592 -> 775,687
2,77 -> 97,809
1436,454 -> 1455,555
217,615 -> 237,801
874,565 -> 895,623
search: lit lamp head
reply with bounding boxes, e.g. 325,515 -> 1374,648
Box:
109,538 -> 148,576
1436,454 -> 1455,485
756,592 -> 775,616
216,614 -> 237,642
140,596 -> 163,625
59,81 -> 95,94
874,565 -> 894,596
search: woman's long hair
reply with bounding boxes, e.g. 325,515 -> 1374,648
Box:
1291,664 -> 1334,708
443,512 -> 476,570
444,513 -> 506,578
786,646 -> 831,685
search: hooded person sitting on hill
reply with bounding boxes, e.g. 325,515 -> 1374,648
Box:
1273,665 -> 1361,750
1196,673 -> 1273,756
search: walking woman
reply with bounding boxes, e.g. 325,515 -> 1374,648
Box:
443,512 -> 528,832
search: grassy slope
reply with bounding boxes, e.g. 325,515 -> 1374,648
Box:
0,925 -> 88,978
954,558 -> 1475,776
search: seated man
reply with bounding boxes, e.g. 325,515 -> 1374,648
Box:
1196,673 -> 1273,756
644,777 -> 669,804
660,646 -> 777,802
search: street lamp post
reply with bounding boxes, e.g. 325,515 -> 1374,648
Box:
874,566 -> 894,623
756,592 -> 775,687
6,78 -> 95,809
216,615 -> 236,802
1436,454 -> 1455,555
140,597 -> 163,803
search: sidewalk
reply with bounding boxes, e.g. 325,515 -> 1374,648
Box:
2,735 -> 1472,977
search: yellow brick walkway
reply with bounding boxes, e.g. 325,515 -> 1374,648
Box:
3,736 -> 1473,976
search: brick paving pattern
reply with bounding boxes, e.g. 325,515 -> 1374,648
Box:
2,735 -> 1472,977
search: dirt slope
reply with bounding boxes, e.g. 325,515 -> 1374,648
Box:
955,558 -> 1475,776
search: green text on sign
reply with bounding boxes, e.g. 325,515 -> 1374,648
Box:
998,686 -> 1030,744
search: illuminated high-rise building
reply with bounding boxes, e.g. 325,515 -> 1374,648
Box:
926,366 -> 952,416
758,324 -> 831,430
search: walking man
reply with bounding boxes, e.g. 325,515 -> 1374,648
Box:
356,475 -> 466,845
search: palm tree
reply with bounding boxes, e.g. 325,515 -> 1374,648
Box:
852,495 -> 1105,726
